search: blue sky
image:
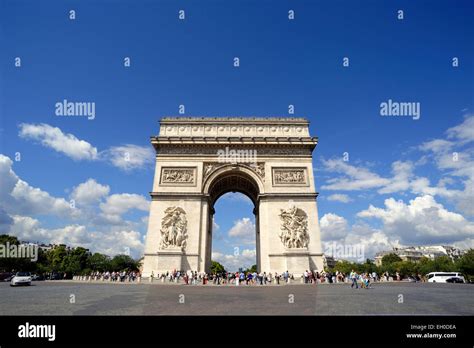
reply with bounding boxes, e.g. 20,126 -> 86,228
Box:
0,0 -> 473,271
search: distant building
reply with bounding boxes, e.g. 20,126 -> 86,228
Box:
323,255 -> 336,269
374,245 -> 465,266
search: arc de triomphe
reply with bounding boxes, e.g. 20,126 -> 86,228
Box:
142,117 -> 324,276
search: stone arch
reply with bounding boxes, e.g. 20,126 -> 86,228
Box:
203,164 -> 264,209
141,117 -> 324,277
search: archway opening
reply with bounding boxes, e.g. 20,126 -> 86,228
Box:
211,192 -> 257,273
206,170 -> 261,273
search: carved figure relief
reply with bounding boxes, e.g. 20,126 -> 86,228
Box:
159,207 -> 188,250
278,206 -> 309,249
161,168 -> 195,184
273,168 -> 307,185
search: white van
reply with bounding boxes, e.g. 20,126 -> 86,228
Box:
426,272 -> 465,283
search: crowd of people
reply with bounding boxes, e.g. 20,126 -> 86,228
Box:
72,269 -> 424,286
147,269 -> 390,286
72,271 -> 141,282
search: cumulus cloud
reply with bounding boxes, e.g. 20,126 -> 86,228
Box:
446,115 -> 474,144
0,155 -> 148,258
228,217 -> 255,244
320,213 -> 349,240
9,215 -> 144,257
18,123 -> 98,160
320,213 -> 401,261
100,193 -> 150,216
327,194 -> 352,203
321,116 -> 474,217
377,161 -> 414,194
70,178 -> 110,205
321,158 -> 389,191
212,219 -> 223,241
357,195 -> 474,245
212,249 -> 256,271
321,194 -> 474,260
18,123 -> 154,171
0,154 -> 79,219
99,144 -> 154,171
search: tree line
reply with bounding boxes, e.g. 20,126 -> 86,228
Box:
328,250 -> 474,281
0,235 -> 141,278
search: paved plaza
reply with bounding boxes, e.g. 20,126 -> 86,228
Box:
0,281 -> 472,315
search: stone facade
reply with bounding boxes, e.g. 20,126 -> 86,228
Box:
142,117 -> 324,276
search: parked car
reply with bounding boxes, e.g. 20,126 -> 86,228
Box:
31,274 -> 45,281
49,273 -> 61,280
0,272 -> 14,282
10,272 -> 32,286
445,276 -> 465,284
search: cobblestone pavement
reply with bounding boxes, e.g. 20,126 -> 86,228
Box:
0,281 -> 472,315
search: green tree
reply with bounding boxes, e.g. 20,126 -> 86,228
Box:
47,245 -> 68,272
89,253 -> 111,272
0,235 -> 39,272
210,260 -> 226,274
393,261 -> 417,277
110,254 -> 140,272
431,255 -> 455,272
61,247 -> 91,277
243,264 -> 257,273
455,249 -> 474,281
333,260 -> 354,274
381,253 -> 402,266
360,259 -> 377,274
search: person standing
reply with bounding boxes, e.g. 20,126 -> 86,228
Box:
350,270 -> 358,289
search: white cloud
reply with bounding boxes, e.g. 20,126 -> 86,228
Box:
327,194 -> 352,203
228,217 -> 255,244
321,117 -> 474,217
70,178 -> 110,205
100,193 -> 149,216
446,115 -> 474,144
377,161 -> 413,194
18,123 -> 154,171
100,144 -> 154,171
320,213 -> 401,261
320,213 -> 349,240
321,158 -> 390,191
18,123 -> 98,161
0,154 -> 79,219
357,195 -> 474,245
419,139 -> 453,153
212,219 -> 223,241
0,155 -> 148,258
212,249 -> 256,271
8,215 -> 144,258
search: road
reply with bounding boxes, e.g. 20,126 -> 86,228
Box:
0,281 -> 472,315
